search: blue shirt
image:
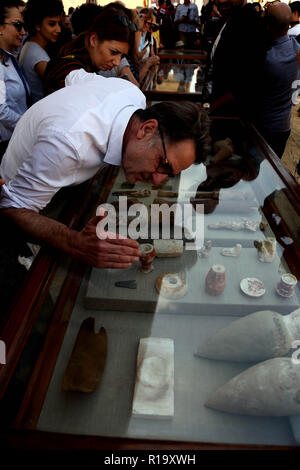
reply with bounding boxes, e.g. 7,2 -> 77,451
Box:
175,3 -> 199,33
0,50 -> 29,141
19,41 -> 50,104
259,35 -> 300,132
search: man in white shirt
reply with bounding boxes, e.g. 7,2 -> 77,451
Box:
0,70 -> 210,269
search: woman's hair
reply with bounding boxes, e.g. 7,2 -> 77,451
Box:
0,0 -> 22,24
23,0 -> 64,37
134,102 -> 211,164
61,7 -> 135,58
0,0 -> 24,65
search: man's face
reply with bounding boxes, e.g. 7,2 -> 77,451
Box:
123,127 -> 196,185
215,0 -> 245,19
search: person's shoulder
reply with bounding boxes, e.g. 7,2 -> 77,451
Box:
20,41 -> 49,63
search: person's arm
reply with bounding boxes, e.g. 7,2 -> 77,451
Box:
35,60 -> 49,79
0,132 -> 141,268
120,65 -> 140,87
1,207 -> 141,268
174,6 -> 185,24
139,55 -> 160,82
0,65 -> 23,133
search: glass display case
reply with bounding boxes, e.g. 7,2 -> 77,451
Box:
1,117 -> 300,450
143,64 -> 205,102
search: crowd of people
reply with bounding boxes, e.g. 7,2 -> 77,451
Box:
0,0 -> 299,312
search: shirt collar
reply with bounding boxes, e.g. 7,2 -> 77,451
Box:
104,105 -> 139,166
272,34 -> 290,46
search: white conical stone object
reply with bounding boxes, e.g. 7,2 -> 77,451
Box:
205,357 -> 300,416
195,308 -> 300,362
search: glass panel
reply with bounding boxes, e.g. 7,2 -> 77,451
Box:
25,118 -> 300,446
148,64 -> 205,94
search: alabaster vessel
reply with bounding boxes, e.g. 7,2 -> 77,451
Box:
198,240 -> 212,258
153,239 -> 183,258
195,308 -> 300,362
254,237 -> 276,262
206,357 -> 300,416
155,272 -> 188,299
140,243 -> 156,274
205,264 -> 226,296
276,273 -> 297,298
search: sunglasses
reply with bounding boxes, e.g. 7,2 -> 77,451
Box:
116,14 -> 138,32
157,125 -> 174,178
3,21 -> 25,32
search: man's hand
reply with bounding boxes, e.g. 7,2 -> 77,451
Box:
69,216 -> 142,269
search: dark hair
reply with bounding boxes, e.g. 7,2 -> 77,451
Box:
23,0 -> 64,37
62,7 -> 135,58
0,0 -> 24,64
252,2 -> 262,12
134,102 -> 211,164
290,1 -> 300,15
70,3 -> 103,36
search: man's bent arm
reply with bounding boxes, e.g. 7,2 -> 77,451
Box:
1,208 -> 141,269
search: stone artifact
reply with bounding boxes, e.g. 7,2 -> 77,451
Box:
115,280 -> 137,289
153,198 -> 178,207
240,277 -> 265,297
140,243 -> 156,273
157,190 -> 178,198
62,318 -> 107,393
221,244 -> 242,257
198,240 -> 212,258
111,198 -> 140,212
276,273 -> 297,298
153,239 -> 183,257
208,219 -> 260,232
155,272 -> 188,299
211,138 -> 234,163
132,337 -> 174,418
254,237 -> 276,262
112,189 -> 151,198
205,357 -> 300,416
195,308 -> 300,362
152,183 -> 172,190
205,264 -> 226,296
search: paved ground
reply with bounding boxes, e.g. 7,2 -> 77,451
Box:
282,105 -> 300,185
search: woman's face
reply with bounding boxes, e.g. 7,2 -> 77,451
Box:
36,16 -> 61,43
141,14 -> 152,33
89,37 -> 129,70
0,7 -> 25,52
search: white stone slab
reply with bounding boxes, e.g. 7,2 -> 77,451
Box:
132,337 -> 174,419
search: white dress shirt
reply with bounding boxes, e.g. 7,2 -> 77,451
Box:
0,69 -> 146,212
